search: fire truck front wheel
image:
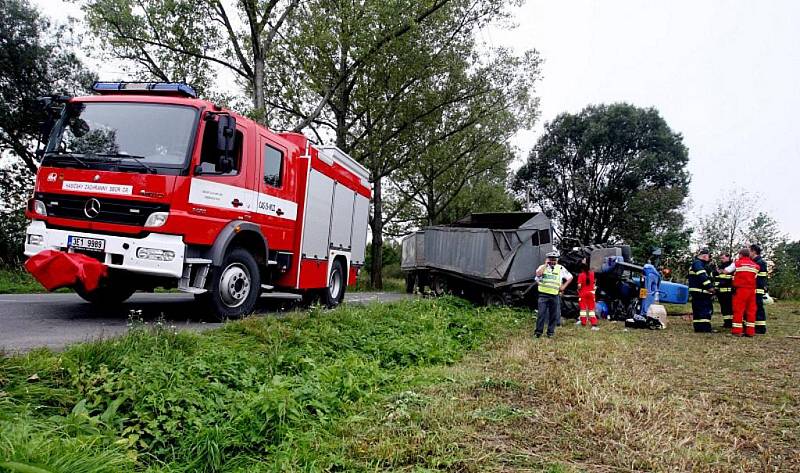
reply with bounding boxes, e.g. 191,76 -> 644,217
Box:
201,248 -> 261,320
75,274 -> 137,306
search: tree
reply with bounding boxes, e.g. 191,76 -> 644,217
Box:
771,240 -> 800,299
0,161 -> 33,266
0,0 -> 95,266
0,0 -> 95,174
743,212 -> 783,258
81,0 -> 300,114
388,49 -> 538,227
693,191 -> 755,256
513,103 -> 690,250
693,193 -> 783,258
268,0 -> 534,287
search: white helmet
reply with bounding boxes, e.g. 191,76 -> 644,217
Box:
545,250 -> 561,259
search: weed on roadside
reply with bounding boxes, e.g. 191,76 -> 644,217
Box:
0,297 -> 527,472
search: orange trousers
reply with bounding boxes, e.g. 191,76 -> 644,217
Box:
732,287 -> 756,337
578,291 -> 597,326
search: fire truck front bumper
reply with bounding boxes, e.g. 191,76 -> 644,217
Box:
24,220 -> 186,279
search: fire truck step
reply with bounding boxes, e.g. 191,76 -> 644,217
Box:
181,287 -> 208,294
186,258 -> 213,265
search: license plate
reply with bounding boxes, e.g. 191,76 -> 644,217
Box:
68,236 -> 106,252
639,288 -> 648,299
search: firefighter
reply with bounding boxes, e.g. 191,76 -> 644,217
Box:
534,251 -> 573,338
722,248 -> 759,337
713,253 -> 734,328
688,248 -> 715,332
576,259 -> 599,330
750,244 -> 768,334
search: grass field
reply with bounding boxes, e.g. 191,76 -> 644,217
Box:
344,300 -> 800,472
1,298 -> 798,472
0,269 -> 44,294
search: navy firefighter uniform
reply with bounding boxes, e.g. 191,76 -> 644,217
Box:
689,256 -> 714,332
713,263 -> 734,328
754,254 -> 768,334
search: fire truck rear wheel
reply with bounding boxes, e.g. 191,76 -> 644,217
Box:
321,259 -> 346,308
203,247 -> 261,320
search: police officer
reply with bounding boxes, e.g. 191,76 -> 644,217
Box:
534,251 -> 573,338
713,253 -> 734,328
750,244 -> 768,334
688,248 -> 715,332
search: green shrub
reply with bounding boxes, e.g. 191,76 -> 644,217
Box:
0,298 -> 527,472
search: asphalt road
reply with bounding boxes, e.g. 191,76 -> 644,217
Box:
0,291 -> 409,353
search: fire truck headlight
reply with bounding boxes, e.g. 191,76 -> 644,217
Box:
27,234 -> 44,246
32,200 -> 47,216
136,248 -> 175,261
144,212 -> 168,227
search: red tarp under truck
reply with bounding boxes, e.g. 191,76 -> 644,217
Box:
24,82 -> 371,319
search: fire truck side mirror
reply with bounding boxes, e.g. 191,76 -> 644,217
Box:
216,115 -> 236,153
215,115 -> 236,174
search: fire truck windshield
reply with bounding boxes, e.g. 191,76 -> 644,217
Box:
44,102 -> 198,174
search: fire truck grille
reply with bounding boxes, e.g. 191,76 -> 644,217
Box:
37,193 -> 169,227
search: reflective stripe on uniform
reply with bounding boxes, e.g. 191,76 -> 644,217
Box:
688,270 -> 707,275
692,319 -> 711,323
757,272 -> 768,277
744,322 -> 755,327
756,289 -> 765,294
755,321 -> 767,326
732,322 -> 743,328
719,287 -> 732,292
717,274 -> 733,279
722,315 -> 732,320
702,280 -> 712,286
689,288 -> 712,294
736,267 -> 758,273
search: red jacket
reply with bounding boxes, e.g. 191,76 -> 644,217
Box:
733,257 -> 759,289
577,271 -> 595,294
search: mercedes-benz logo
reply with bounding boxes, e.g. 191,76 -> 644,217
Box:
84,198 -> 101,218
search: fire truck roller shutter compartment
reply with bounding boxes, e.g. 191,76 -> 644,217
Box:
301,170 -> 335,260
330,182 -> 355,251
351,194 -> 369,265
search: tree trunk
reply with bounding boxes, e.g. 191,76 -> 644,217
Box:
370,177 -> 384,289
252,54 -> 266,117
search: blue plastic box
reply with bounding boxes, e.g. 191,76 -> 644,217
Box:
659,281 -> 689,304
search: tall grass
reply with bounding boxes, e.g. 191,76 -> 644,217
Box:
0,298 -> 528,472
0,269 -> 42,294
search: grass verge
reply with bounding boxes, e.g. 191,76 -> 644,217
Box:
0,297 -> 528,472
350,277 -> 404,293
337,301 -> 800,472
0,269 -> 43,294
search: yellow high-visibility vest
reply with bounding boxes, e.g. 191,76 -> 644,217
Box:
539,264 -> 563,295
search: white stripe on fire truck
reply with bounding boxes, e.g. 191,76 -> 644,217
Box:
188,178 -> 298,221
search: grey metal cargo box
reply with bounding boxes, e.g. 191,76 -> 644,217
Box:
401,231 -> 425,269
403,212 -> 554,286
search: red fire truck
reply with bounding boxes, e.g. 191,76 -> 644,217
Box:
24,82 -> 371,318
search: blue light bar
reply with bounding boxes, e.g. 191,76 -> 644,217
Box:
91,82 -> 198,98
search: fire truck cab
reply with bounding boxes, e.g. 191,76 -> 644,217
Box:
24,82 -> 371,318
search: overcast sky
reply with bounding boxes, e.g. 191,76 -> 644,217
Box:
33,0 -> 799,238
487,0 -> 799,238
